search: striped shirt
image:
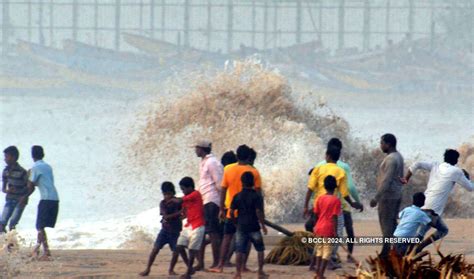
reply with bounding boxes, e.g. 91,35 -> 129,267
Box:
2,163 -> 28,200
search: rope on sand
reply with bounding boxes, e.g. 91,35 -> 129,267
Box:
264,231 -> 315,265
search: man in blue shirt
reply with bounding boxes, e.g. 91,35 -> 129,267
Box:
25,146 -> 59,260
393,192 -> 433,255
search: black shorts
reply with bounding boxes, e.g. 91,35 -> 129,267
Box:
235,230 -> 265,253
36,200 -> 59,230
154,230 -> 180,251
204,202 -> 221,234
223,219 -> 237,235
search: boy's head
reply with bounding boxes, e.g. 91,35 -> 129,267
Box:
413,192 -> 426,207
444,149 -> 459,166
236,144 -> 251,162
3,146 -> 19,165
179,176 -> 195,195
32,145 -> 45,160
327,138 -> 342,150
161,181 -> 176,199
241,171 -> 255,188
325,145 -> 341,162
324,175 -> 337,193
221,150 -> 237,167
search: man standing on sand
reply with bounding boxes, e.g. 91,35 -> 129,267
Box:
401,149 -> 473,252
370,134 -> 404,258
1,146 -> 29,233
194,140 -> 223,270
25,146 -> 60,260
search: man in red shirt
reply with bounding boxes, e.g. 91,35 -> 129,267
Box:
313,175 -> 341,279
169,177 -> 205,279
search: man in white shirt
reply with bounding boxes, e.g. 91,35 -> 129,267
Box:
402,149 -> 473,252
194,140 -> 223,270
25,146 -> 60,260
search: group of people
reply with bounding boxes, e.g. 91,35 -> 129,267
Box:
2,134 -> 472,279
1,145 -> 60,260
139,142 -> 267,279
303,134 -> 473,278
370,134 -> 472,258
136,134 -> 472,279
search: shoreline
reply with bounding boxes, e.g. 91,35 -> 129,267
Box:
2,219 -> 472,278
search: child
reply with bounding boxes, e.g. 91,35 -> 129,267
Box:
169,177 -> 205,279
26,145 -> 59,260
393,192 -> 433,256
1,146 -> 28,233
140,182 -> 182,276
230,171 -> 268,279
313,175 -> 341,279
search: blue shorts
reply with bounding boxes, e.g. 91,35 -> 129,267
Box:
154,230 -> 180,251
235,230 -> 265,253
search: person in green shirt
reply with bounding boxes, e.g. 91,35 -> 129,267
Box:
305,138 -> 363,269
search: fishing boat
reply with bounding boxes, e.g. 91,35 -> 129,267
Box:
62,39 -> 162,68
16,41 -> 176,92
17,40 -> 164,76
123,33 -> 227,65
0,54 -> 66,90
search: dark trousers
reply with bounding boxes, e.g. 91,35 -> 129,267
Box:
377,198 -> 401,257
417,211 -> 449,251
343,211 -> 354,254
305,210 -> 316,233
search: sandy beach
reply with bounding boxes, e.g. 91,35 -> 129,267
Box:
2,219 -> 472,278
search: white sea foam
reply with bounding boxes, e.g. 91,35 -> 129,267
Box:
1,61 -> 472,249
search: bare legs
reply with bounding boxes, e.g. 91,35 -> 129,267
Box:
32,229 -> 51,260
139,247 -> 160,276
314,256 -> 328,279
196,232 -> 221,270
209,233 -> 233,273
169,245 -> 190,276
234,250 -> 266,279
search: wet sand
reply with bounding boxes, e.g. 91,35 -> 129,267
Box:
2,219 -> 473,278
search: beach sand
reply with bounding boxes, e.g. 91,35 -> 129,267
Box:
2,219 -> 473,278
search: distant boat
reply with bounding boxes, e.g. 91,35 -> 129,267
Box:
16,41 -> 174,92
17,40 -> 163,76
123,33 -> 227,65
123,33 -> 179,57
62,39 -> 162,68
0,54 -> 66,90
